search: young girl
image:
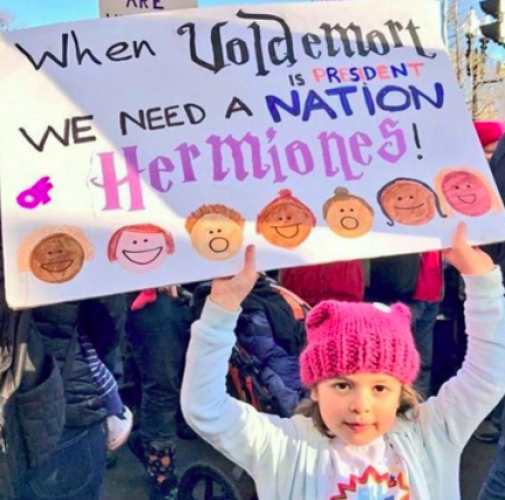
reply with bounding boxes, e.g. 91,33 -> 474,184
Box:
181,222 -> 505,500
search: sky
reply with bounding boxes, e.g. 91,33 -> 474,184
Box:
0,0 -> 491,28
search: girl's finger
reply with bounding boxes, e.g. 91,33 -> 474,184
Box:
244,245 -> 256,274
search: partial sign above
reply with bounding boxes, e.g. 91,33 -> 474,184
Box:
99,0 -> 196,18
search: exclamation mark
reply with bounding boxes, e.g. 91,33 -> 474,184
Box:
413,123 -> 423,160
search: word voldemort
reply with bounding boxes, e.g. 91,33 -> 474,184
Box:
177,11 -> 436,77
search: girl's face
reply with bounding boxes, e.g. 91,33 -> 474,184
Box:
311,373 -> 402,446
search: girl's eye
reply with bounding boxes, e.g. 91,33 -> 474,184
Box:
374,385 -> 388,393
333,383 -> 350,391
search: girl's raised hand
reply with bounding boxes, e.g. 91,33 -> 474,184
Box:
443,222 -> 494,276
210,245 -> 259,312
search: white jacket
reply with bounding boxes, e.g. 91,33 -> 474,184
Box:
182,267 -> 505,500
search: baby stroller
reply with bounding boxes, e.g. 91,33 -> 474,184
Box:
177,275 -> 310,500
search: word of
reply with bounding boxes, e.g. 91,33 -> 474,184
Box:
17,177 -> 54,209
15,30 -> 156,71
90,118 -> 406,211
177,11 -> 435,77
265,82 -> 444,123
120,103 -> 206,136
312,62 -> 426,84
19,115 -> 96,153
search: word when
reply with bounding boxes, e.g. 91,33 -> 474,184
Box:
90,118 -> 406,211
266,82 -> 444,123
312,62 -> 425,84
17,177 -> 53,209
178,10 -> 435,77
120,103 -> 206,136
15,30 -> 156,71
19,115 -> 96,153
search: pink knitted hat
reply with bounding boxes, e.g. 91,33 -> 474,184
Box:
300,300 -> 420,388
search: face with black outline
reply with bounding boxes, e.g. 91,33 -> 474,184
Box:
441,171 -> 492,217
30,233 -> 85,283
380,180 -> 437,226
258,203 -> 314,248
115,230 -> 168,273
189,214 -> 244,260
325,197 -> 374,238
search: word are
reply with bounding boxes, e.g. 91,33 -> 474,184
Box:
90,118 -> 406,211
17,177 -> 54,209
178,10 -> 435,77
126,0 -> 165,8
15,30 -> 156,71
312,62 -> 426,84
266,82 -> 444,123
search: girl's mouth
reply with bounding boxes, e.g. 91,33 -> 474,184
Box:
345,423 -> 373,433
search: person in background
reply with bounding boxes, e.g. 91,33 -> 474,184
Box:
280,260 -> 365,306
126,287 -> 192,500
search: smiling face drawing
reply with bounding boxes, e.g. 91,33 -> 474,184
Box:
186,205 -> 244,261
18,226 -> 94,284
378,178 -> 443,226
438,170 -> 493,217
108,224 -> 175,273
30,234 -> 85,283
323,188 -> 374,238
257,190 -> 316,248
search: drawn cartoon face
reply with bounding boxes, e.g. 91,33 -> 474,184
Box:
324,192 -> 374,238
258,205 -> 314,248
30,233 -> 85,283
379,179 -> 437,226
114,231 -> 169,272
441,170 -> 492,217
190,214 -> 244,260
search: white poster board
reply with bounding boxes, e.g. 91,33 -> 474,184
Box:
0,0 -> 504,308
100,0 -> 197,17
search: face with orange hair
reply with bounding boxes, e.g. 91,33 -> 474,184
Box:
186,205 -> 244,260
108,224 -> 175,273
257,190 -> 316,248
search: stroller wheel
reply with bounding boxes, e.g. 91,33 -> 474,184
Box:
178,463 -> 243,500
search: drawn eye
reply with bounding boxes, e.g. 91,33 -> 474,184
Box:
209,231 -> 214,235
397,197 -> 403,201
133,240 -> 138,244
466,184 -> 472,188
217,229 -> 222,233
454,185 -> 460,190
340,208 -> 345,213
48,251 -> 53,255
287,216 -> 292,221
143,239 -> 148,243
409,195 -> 414,199
350,208 -> 354,212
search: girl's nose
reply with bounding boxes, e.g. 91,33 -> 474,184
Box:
349,391 -> 371,414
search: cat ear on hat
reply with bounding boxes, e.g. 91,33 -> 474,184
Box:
390,303 -> 412,322
306,301 -> 340,338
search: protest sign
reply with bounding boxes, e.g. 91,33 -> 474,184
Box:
0,0 -> 503,308
100,0 -> 197,17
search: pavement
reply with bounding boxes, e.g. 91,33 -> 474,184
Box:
103,431 -> 500,500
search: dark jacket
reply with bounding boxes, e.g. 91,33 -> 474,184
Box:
482,135 -> 505,278
0,236 -> 65,499
33,294 -> 126,428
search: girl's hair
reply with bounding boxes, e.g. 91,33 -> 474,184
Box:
294,384 -> 422,438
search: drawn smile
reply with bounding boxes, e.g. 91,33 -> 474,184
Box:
271,224 -> 300,239
209,237 -> 230,253
393,203 -> 424,210
123,247 -> 163,265
41,259 -> 74,273
457,194 -> 477,204
340,217 -> 359,230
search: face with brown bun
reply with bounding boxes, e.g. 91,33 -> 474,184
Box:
186,204 -> 245,260
257,189 -> 316,248
18,226 -> 95,284
378,178 -> 445,226
323,187 -> 374,238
